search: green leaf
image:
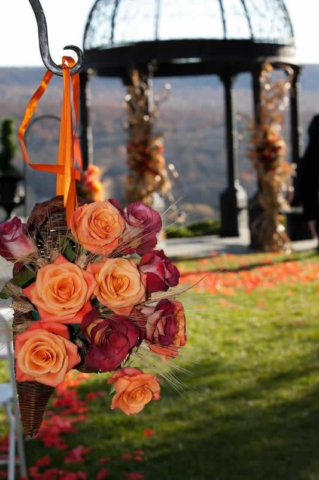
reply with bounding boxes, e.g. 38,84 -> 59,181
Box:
12,267 -> 36,289
0,290 -> 9,299
31,310 -> 41,321
63,243 -> 75,262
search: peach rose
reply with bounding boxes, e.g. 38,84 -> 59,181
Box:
15,321 -> 81,387
108,367 -> 160,415
70,201 -> 125,255
23,254 -> 97,324
87,258 -> 146,315
171,301 -> 187,347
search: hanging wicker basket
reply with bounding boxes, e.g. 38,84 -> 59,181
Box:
12,196 -> 87,437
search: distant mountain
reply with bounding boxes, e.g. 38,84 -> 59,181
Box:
0,64 -> 318,220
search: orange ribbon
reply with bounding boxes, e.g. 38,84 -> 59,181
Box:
18,56 -> 81,226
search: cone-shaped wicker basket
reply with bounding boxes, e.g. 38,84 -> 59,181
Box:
13,196 -> 86,437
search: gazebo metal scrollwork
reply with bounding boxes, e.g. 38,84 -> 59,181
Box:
80,0 -> 302,238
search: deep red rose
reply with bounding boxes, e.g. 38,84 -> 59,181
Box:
108,198 -> 125,216
137,300 -> 177,346
123,202 -> 162,255
0,217 -> 36,262
137,300 -> 187,358
139,250 -> 180,293
82,310 -> 139,372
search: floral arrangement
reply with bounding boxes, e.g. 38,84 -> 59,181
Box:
0,197 -> 187,436
124,70 -> 179,207
248,63 -> 295,252
77,164 -> 105,202
0,56 -> 188,438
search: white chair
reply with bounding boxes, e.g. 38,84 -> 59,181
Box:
0,313 -> 27,480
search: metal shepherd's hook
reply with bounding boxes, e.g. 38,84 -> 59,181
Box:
28,0 -> 83,76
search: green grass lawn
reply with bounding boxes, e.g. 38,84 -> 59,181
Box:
1,252 -> 319,479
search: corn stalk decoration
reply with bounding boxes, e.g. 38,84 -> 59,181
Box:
249,64 -> 295,252
124,70 -> 178,207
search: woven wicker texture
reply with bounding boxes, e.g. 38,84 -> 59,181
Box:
13,196 -> 86,436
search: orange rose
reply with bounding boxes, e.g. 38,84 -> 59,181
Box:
108,367 -> 160,415
23,254 -> 97,324
70,201 -> 125,255
87,258 -> 146,315
171,301 -> 187,347
15,321 -> 81,387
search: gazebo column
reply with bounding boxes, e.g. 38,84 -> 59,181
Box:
220,73 -> 248,237
79,71 -> 94,170
248,66 -> 263,248
252,66 -> 262,126
287,65 -> 309,240
290,66 -> 303,169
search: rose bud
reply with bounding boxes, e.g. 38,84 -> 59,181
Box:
123,202 -> 162,255
139,250 -> 180,293
82,310 -> 139,372
137,300 -> 187,358
0,217 -> 37,262
108,367 -> 160,415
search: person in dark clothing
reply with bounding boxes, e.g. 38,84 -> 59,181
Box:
299,114 -> 319,246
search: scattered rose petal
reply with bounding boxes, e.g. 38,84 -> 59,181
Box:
125,473 -> 145,480
76,472 -> 88,479
60,473 -> 78,480
122,453 -> 133,460
86,391 -> 105,401
35,455 -> 51,468
96,469 -> 110,480
29,466 -> 38,477
64,446 -> 91,464
134,450 -> 145,456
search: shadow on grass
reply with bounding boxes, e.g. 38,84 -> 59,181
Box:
145,359 -> 319,480
69,349 -> 319,480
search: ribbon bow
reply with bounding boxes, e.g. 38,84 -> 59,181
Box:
18,56 -> 81,226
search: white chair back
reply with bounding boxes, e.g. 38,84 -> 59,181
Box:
0,312 -> 28,479
0,314 -> 16,396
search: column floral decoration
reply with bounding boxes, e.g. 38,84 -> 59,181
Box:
77,165 -> 105,202
124,70 -> 178,207
249,64 -> 295,252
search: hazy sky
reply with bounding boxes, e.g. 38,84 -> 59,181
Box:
0,0 -> 318,67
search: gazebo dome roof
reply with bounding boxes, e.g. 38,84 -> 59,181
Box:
82,0 -> 296,78
84,0 -> 294,51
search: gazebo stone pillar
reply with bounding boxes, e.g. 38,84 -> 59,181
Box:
220,73 -> 248,237
79,70 -> 94,170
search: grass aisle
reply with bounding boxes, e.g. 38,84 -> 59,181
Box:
1,252 -> 319,479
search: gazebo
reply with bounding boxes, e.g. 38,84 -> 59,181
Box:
80,0 -> 302,237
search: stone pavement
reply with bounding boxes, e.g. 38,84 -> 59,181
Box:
159,231 -> 318,260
